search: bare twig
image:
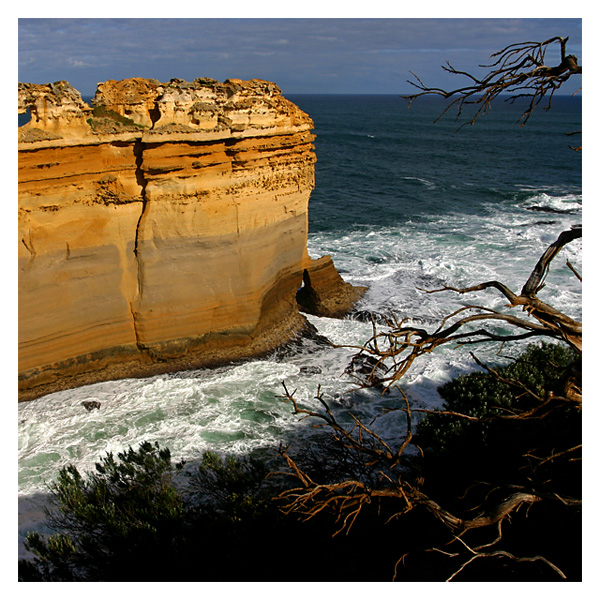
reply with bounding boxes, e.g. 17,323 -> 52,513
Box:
277,176 -> 580,581
403,37 -> 581,127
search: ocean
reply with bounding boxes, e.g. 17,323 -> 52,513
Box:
18,94 -> 582,557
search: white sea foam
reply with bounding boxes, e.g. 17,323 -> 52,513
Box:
401,176 -> 437,188
521,192 -> 582,214
309,192 -> 581,320
18,191 -> 582,559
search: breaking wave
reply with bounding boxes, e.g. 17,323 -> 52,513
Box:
18,95 -> 582,559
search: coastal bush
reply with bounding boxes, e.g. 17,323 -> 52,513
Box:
19,441 -> 419,581
87,105 -> 146,131
19,441 -> 186,581
19,442 -> 301,581
20,343 -> 581,581
416,342 -> 579,459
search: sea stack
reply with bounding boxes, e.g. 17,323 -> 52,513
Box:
18,77 -> 365,402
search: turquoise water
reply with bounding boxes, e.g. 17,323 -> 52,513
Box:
18,94 -> 582,556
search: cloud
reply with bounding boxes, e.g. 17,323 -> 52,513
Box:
66,57 -> 100,68
18,18 -> 582,95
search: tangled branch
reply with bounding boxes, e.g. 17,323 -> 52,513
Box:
276,392 -> 571,580
403,36 -> 582,126
276,37 -> 581,575
277,225 -> 581,579
347,226 -> 581,402
432,533 -> 568,581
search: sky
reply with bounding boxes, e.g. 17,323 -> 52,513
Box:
17,16 -> 583,97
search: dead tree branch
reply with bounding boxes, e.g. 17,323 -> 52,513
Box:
278,37 -> 582,574
276,223 -> 581,579
347,227 -> 581,403
440,537 -> 567,581
277,425 -> 570,580
403,36 -> 581,126
522,226 -> 582,296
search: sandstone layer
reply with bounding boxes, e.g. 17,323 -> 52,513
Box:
18,78 -> 365,402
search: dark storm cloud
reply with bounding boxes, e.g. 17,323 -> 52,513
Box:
18,18 -> 582,95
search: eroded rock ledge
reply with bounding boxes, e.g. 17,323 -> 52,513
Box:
18,77 -> 366,402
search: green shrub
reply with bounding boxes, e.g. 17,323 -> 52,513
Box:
417,343 -> 577,450
19,444 -> 300,581
87,105 -> 146,131
187,450 -> 269,522
415,342 -> 581,495
19,441 -> 185,581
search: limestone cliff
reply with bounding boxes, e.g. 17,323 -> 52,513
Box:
18,77 -> 365,402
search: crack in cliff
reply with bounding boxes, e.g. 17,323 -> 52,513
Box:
131,138 -> 150,357
108,89 -> 160,360
21,234 -> 36,259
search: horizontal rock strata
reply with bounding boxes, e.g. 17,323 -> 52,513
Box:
18,77 -> 365,401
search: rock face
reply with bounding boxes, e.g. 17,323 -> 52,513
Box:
297,256 -> 367,318
18,77 -> 365,402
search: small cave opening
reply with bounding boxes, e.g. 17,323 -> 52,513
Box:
296,269 -> 321,314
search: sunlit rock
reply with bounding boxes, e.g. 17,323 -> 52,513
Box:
18,77 -> 365,401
